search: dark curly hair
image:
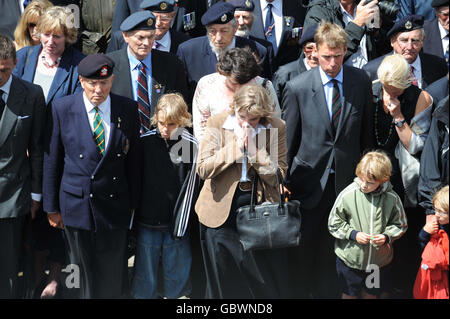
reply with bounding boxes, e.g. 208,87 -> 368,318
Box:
216,47 -> 262,84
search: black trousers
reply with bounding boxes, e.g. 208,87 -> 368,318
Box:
64,226 -> 128,299
287,174 -> 339,299
0,217 -> 24,299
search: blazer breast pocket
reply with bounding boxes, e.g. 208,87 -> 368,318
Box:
14,115 -> 31,136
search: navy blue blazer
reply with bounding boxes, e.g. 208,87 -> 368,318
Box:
423,18 -> 446,60
13,44 -> 85,106
176,35 -> 272,96
43,93 -> 141,232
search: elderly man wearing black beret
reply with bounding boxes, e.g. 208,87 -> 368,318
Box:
363,14 -> 447,89
107,10 -> 188,130
176,1 -> 272,100
43,53 -> 141,299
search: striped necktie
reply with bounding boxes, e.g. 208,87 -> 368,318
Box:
137,62 -> 151,134
445,42 -> 449,68
93,107 -> 105,155
264,3 -> 277,54
410,66 -> 418,86
331,79 -> 342,134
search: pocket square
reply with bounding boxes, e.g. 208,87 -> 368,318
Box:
18,115 -> 30,120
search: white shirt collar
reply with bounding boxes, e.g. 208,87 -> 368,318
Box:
319,66 -> 344,86
0,75 -> 12,98
155,31 -> 171,50
261,0 -> 282,11
438,21 -> 449,40
340,3 -> 356,19
83,92 -> 111,114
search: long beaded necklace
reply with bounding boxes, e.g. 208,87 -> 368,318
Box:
374,99 -> 395,147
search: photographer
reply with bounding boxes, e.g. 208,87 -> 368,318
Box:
303,0 -> 394,67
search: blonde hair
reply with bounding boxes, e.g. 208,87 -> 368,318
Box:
13,0 -> 53,50
377,54 -> 412,90
432,185 -> 449,213
229,84 -> 273,118
356,150 -> 392,183
314,22 -> 348,50
151,93 -> 192,128
37,6 -> 78,45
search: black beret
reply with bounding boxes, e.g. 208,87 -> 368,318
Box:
227,0 -> 254,11
201,2 -> 235,26
120,11 -> 156,32
386,14 -> 424,38
431,0 -> 448,8
299,24 -> 318,47
140,0 -> 175,12
78,54 -> 115,79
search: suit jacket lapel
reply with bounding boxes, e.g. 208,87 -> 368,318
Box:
46,48 -> 72,104
251,0 -> 266,39
335,67 -> 356,141
311,68 -> 333,137
0,77 -> 23,147
150,52 -> 165,116
22,45 -> 41,83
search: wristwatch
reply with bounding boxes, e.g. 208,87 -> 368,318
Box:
394,119 -> 406,128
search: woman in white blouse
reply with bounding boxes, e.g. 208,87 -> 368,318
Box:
193,47 -> 281,141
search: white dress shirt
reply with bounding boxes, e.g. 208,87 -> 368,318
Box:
1,75 -> 41,201
341,4 -> 368,69
260,0 -> 283,48
438,22 -> 449,56
83,93 -> 111,151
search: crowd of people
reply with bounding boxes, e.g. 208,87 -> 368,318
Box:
0,0 -> 448,300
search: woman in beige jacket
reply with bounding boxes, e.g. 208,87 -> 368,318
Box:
195,84 -> 291,298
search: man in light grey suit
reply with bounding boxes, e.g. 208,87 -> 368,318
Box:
0,34 -> 46,298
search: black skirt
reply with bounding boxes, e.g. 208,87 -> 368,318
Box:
200,187 -> 293,299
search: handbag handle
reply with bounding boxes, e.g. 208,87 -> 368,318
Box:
248,168 -> 285,213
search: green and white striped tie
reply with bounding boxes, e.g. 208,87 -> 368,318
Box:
93,107 -> 105,155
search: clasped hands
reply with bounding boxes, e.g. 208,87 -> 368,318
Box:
356,232 -> 387,246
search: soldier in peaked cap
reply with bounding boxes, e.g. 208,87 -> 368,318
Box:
43,53 -> 141,298
362,14 -> 447,89
176,1 -> 272,101
107,10 -> 188,131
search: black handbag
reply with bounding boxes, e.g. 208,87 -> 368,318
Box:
235,171 -> 302,251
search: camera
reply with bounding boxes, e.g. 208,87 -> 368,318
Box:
363,0 -> 400,28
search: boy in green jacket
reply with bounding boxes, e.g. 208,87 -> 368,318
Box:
328,150 -> 408,299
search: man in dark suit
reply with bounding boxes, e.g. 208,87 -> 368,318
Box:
249,0 -> 307,73
272,23 -> 319,103
363,15 -> 447,89
0,0 -> 22,40
423,0 -> 449,67
43,54 -> 141,299
176,2 -> 272,99
107,0 -> 191,54
111,0 -> 207,38
107,11 -> 188,129
0,34 -> 46,298
282,22 -> 375,298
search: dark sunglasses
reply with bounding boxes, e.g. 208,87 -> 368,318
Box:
28,23 -> 37,28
